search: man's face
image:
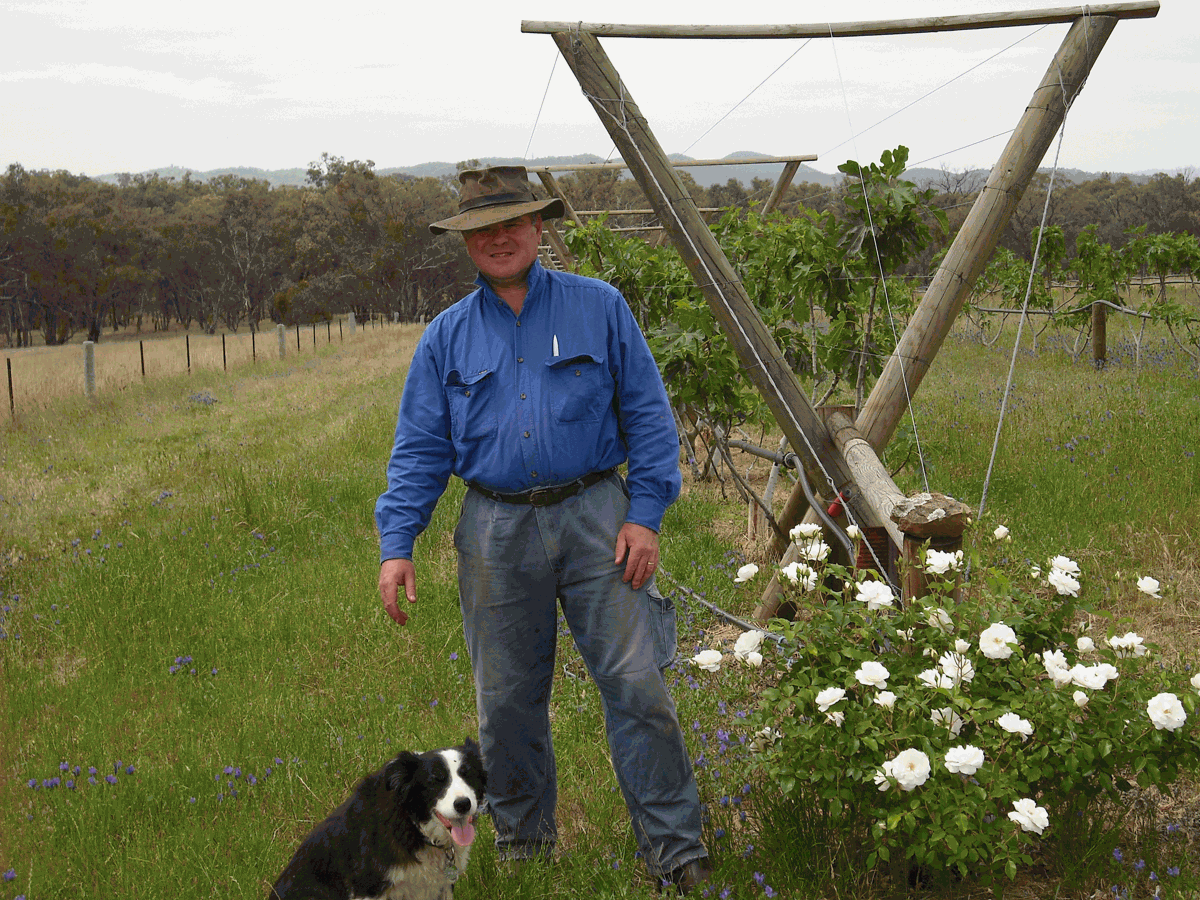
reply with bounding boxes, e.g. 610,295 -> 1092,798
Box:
463,213 -> 542,289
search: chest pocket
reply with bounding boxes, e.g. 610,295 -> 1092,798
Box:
545,353 -> 612,423
444,368 -> 497,443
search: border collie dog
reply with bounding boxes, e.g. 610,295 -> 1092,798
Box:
271,738 -> 486,900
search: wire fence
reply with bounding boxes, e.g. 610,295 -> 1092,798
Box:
3,314 -> 401,420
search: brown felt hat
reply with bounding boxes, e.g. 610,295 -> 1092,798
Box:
429,165 -> 565,235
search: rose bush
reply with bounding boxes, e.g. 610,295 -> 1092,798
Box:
753,538 -> 1200,888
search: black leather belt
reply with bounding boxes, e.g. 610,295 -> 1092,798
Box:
468,468 -> 617,507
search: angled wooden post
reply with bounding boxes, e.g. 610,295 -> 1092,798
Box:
761,159 -> 801,216
547,28 -> 859,512
758,11 -> 1132,619
855,11 -> 1124,452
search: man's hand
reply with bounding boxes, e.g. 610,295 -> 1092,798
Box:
614,522 -> 660,591
379,558 -> 417,626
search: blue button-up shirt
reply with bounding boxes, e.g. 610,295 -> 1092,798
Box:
376,261 -> 682,563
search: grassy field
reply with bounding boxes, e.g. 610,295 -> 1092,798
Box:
1,311 -> 1199,899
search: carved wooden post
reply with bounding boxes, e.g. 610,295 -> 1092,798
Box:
891,492 -> 972,604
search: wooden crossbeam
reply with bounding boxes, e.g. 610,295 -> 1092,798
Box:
522,2 -> 1158,38
526,154 -> 816,173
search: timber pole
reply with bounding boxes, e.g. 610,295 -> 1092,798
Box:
548,29 -> 860,511
856,12 -> 1123,452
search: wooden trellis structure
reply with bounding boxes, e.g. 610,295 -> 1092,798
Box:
527,155 -> 817,269
523,2 -> 1160,620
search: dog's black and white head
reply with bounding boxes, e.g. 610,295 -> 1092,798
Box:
386,738 -> 487,850
271,738 -> 487,900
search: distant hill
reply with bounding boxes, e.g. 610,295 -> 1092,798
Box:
95,153 -> 1171,191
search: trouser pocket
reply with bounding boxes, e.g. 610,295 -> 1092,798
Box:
647,582 -> 677,670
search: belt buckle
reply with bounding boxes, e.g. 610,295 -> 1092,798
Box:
527,487 -> 558,507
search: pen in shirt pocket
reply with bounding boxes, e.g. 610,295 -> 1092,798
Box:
553,334 -> 559,357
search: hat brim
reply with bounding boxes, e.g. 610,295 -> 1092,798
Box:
429,197 -> 565,235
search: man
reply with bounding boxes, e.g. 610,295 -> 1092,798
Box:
375,166 -> 710,893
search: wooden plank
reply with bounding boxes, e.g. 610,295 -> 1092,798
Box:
532,169 -> 581,225
541,219 -> 576,271
523,2 -> 1158,38
550,28 -> 860,513
762,159 -> 801,216
527,154 -> 816,173
855,12 -> 1121,452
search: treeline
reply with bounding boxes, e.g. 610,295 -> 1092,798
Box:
2,149 -> 1197,349
0,155 -> 471,348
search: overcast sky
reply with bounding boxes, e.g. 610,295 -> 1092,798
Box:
3,0 -> 1195,180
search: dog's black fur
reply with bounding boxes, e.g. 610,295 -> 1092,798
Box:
270,738 -> 486,900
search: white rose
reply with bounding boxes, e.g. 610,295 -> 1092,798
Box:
1048,568 -> 1080,597
1107,632 -> 1147,658
780,561 -> 818,591
993,525 -> 1011,541
925,548 -> 962,575
789,522 -> 822,542
889,748 -> 932,791
939,651 -> 975,685
1136,575 -> 1161,599
1069,664 -> 1108,690
944,745 -> 985,776
996,712 -> 1033,739
798,538 -> 831,563
855,660 -> 890,688
734,563 -> 759,583
846,524 -> 863,540
855,580 -> 895,611
1190,672 -> 1200,692
979,623 -> 1018,660
734,629 -> 765,659
1048,555 -> 1081,576
1076,636 -> 1095,652
1147,692 -> 1187,731
918,668 -> 955,690
691,649 -> 723,672
955,639 -> 971,654
1008,798 -> 1050,834
874,690 -> 897,710
815,686 -> 846,712
1073,690 -> 1089,708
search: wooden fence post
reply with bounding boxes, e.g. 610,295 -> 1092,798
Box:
277,324 -> 286,360
83,341 -> 96,399
1092,302 -> 1107,368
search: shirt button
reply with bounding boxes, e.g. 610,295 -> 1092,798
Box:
464,390 -> 471,397
517,357 -> 524,363
523,431 -> 530,438
575,370 -> 581,376
520,393 -> 527,400
531,470 -> 538,477
516,320 -> 521,326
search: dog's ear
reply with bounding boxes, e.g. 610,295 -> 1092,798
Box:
463,736 -> 480,756
384,752 -> 421,793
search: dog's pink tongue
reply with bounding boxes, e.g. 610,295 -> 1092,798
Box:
451,819 -> 476,847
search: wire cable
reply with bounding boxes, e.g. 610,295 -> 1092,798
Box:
682,40 -> 813,157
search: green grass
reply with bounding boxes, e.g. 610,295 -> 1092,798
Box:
2,317 -> 1199,899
